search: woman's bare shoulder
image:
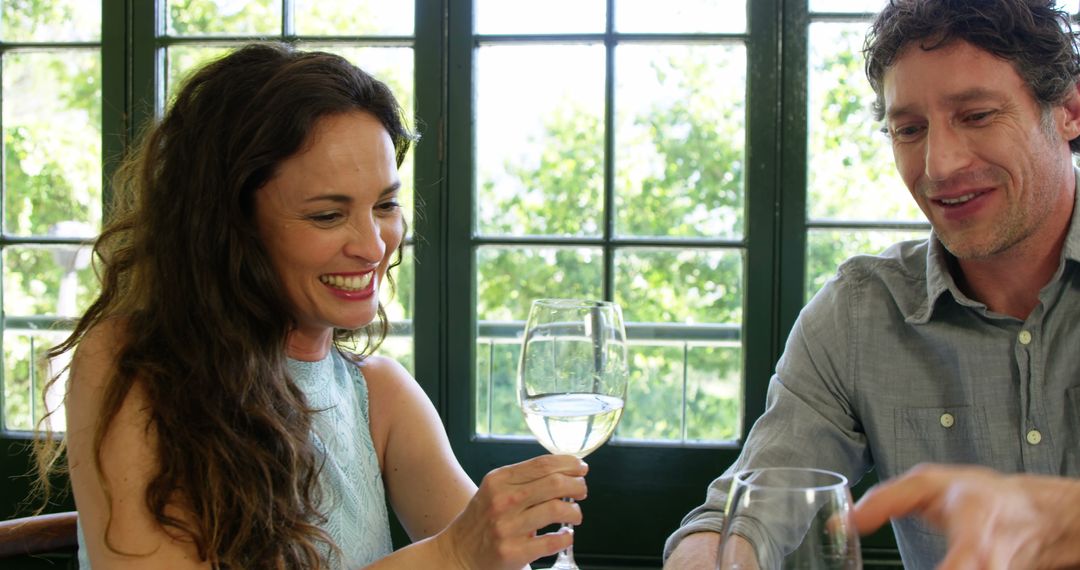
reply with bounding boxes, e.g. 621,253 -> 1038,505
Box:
65,319 -> 207,568
69,318 -> 130,392
355,353 -> 428,408
356,353 -> 411,384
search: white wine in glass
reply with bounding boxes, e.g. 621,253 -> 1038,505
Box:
518,298 -> 629,570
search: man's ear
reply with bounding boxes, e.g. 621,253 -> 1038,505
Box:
1055,80 -> 1080,142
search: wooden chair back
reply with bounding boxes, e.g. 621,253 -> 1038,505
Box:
0,511 -> 78,558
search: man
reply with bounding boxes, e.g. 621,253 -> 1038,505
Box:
663,1 -> 1080,568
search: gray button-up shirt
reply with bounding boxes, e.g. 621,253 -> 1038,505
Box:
665,174 -> 1080,569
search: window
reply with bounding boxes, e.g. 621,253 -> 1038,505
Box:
471,0 -> 748,446
445,0 -> 782,563
1,1 -> 102,432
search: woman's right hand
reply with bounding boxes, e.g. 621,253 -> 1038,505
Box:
435,454 -> 589,570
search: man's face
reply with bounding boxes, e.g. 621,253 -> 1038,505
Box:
882,40 -> 1079,261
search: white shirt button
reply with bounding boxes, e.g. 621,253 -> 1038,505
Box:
1026,429 -> 1042,445
940,413 -> 955,428
1019,330 -> 1032,345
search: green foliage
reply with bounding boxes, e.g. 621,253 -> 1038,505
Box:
3,0 -> 98,41
3,332 -> 65,431
808,24 -> 914,223
3,49 -> 102,323
167,0 -> 281,35
616,46 -> 745,239
480,104 -> 605,237
616,248 -> 742,324
477,247 -> 603,321
295,1 -> 409,35
475,49 -> 747,442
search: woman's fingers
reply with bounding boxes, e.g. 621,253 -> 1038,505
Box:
481,455 -> 587,515
442,454 -> 590,569
494,454 -> 589,485
521,496 -> 583,530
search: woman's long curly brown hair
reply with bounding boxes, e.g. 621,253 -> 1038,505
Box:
33,42 -> 415,568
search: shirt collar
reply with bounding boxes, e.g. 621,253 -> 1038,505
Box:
906,234 -> 960,324
908,166 -> 1080,324
1059,166 -> 1080,263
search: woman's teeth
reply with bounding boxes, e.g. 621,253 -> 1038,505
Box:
320,273 -> 373,291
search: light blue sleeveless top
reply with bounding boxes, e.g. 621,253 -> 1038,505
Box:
77,350 -> 393,568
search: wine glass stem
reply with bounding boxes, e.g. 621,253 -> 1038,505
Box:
551,524 -> 577,569
551,498 -> 578,570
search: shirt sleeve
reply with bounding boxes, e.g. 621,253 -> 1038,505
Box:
663,272 -> 873,561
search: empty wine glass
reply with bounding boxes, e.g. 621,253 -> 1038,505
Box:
518,298 -> 629,570
717,467 -> 861,570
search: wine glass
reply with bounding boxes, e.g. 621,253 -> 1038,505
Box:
717,467 -> 862,570
517,298 -> 629,570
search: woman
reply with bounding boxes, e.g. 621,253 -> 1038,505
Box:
35,42 -> 586,569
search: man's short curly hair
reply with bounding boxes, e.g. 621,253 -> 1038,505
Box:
863,0 -> 1080,153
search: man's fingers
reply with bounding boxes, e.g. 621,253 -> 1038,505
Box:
851,471 -> 942,535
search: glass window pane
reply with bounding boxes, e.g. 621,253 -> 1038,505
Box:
3,330 -> 70,432
809,0 -> 886,12
808,22 -> 922,223
475,246 -> 603,438
685,344 -> 741,441
383,245 -> 414,323
476,246 -> 603,321
476,45 -> 605,237
617,342 -> 741,443
379,243 -> 414,375
4,244 -> 98,318
616,0 -> 746,34
3,49 -> 102,237
619,344 -> 683,440
615,248 -> 743,325
379,336 -> 414,376
166,0 -> 282,36
474,337 -> 528,437
805,228 -> 929,301
1,0 -> 100,42
475,0 -> 605,34
165,45 -> 235,103
296,0 -> 413,35
615,43 -> 745,239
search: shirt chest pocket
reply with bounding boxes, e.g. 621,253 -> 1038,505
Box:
892,406 -> 993,474
1064,386 -> 1080,472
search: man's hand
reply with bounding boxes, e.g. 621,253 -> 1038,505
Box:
852,464 -> 1080,570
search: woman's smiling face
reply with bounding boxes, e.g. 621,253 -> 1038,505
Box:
255,111 -> 403,355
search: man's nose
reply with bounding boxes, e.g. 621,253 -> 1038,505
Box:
924,124 -> 972,182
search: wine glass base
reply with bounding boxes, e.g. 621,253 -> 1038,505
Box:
538,546 -> 579,569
